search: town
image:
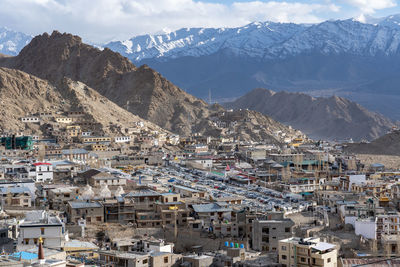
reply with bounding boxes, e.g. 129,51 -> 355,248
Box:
0,109 -> 399,267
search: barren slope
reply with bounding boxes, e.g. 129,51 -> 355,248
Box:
0,67 -> 164,135
225,88 -> 396,141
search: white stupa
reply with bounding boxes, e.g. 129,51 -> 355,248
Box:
81,184 -> 95,200
114,186 -> 125,197
99,183 -> 111,198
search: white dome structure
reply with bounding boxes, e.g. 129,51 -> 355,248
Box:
81,184 -> 95,200
114,186 -> 125,197
99,183 -> 111,198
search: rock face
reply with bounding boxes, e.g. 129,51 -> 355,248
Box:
224,88 -> 397,141
0,31 -> 297,143
345,130 -> 400,155
0,67 -> 163,135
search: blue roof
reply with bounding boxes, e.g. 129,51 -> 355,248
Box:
0,187 -> 30,194
192,203 -> 231,213
68,201 -> 102,209
10,251 -> 38,260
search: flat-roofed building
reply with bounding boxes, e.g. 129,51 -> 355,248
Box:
278,237 -> 338,267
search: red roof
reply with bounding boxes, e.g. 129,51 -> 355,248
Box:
33,162 -> 52,166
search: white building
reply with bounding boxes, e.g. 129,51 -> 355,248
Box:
355,218 -> 376,240
21,117 -> 40,123
114,136 -> 131,143
28,163 -> 53,183
143,240 -> 174,253
18,211 -> 67,249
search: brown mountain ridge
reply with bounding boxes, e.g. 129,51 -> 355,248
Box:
0,31 -> 300,143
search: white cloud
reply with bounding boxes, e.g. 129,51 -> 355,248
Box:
0,0 -> 341,43
342,0 -> 397,14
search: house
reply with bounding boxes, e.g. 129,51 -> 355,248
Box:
114,136 -> 131,143
67,201 -> 104,224
21,117 -> 40,123
192,203 -> 232,229
55,117 -> 73,124
172,185 -> 206,198
98,251 -> 150,267
0,186 -> 31,207
252,217 -> 294,252
61,149 -> 89,161
29,163 -> 53,183
278,237 -> 337,267
18,211 -> 67,249
63,240 -> 99,259
48,187 -> 80,211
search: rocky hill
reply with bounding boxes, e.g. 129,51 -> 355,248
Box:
0,31 -> 298,143
0,31 -> 215,136
0,67 -> 164,136
345,130 -> 400,156
224,88 -> 397,141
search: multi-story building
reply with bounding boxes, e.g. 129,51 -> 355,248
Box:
18,211 -> 66,249
355,212 -> 400,242
67,201 -> 104,224
252,218 -> 294,252
0,186 -> 31,207
28,163 -> 53,183
48,186 -> 80,211
278,237 -> 338,267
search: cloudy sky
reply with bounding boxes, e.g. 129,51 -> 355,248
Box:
0,0 -> 399,43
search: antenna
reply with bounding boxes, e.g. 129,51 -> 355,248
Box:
208,89 -> 212,104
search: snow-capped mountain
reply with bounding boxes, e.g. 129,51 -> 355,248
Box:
0,27 -> 32,56
105,16 -> 400,61
105,22 -> 308,61
102,16 -> 400,121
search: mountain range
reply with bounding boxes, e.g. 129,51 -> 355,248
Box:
101,15 -> 400,120
2,15 -> 400,141
0,31 -> 299,143
224,88 -> 397,141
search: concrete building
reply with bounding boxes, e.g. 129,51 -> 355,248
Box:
48,186 -> 80,211
18,211 -> 66,249
29,163 -> 53,183
278,237 -> 338,267
252,218 -> 294,252
67,201 -> 104,224
0,186 -> 31,207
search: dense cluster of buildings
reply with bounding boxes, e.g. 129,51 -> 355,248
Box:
1,119 -> 400,266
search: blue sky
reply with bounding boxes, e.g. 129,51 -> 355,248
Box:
0,0 -> 399,42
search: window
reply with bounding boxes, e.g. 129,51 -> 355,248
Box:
173,197 -> 178,201
142,259 -> 148,264
327,258 -> 331,263
164,256 -> 169,263
282,255 -> 287,260
281,246 -> 287,251
301,257 -> 306,262
285,227 -> 290,233
41,228 -> 45,235
262,227 -> 269,234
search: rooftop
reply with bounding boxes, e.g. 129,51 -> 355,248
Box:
68,201 -> 102,209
